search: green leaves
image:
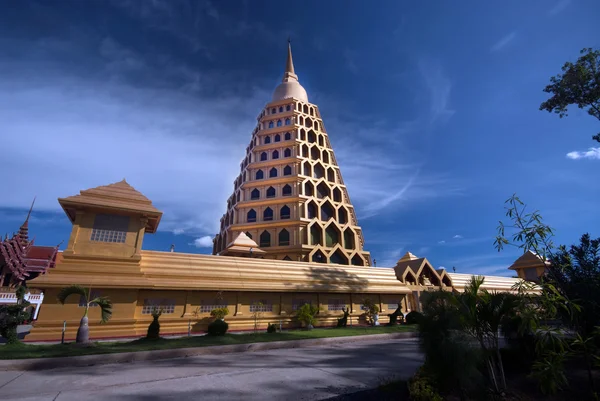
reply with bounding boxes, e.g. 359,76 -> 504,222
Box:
539,47 -> 600,143
57,285 -> 88,305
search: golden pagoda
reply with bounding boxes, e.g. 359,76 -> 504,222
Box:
213,42 -> 371,266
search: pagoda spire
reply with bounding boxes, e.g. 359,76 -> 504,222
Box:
18,197 -> 36,247
282,39 -> 298,83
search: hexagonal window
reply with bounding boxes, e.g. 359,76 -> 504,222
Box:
300,129 -> 306,141
330,249 -> 349,265
343,229 -> 355,249
304,181 -> 314,197
302,161 -> 311,176
312,249 -> 326,263
302,144 -> 309,157
317,182 -> 330,199
307,200 -> 318,219
322,151 -> 330,164
310,146 -> 320,160
307,130 -> 317,144
327,168 -> 335,183
325,223 -> 341,247
333,187 -> 342,202
338,207 -> 348,224
310,224 -> 323,246
303,104 -> 309,114
351,254 -> 364,266
313,163 -> 325,179
321,201 -> 334,221
263,207 -> 273,221
318,135 -> 324,146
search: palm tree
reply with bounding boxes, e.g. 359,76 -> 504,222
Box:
57,285 -> 112,343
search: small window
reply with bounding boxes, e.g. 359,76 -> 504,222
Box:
282,184 -> 292,196
279,229 -> 290,246
260,152 -> 268,161
265,136 -> 271,144
269,168 -> 278,178
264,207 -> 274,221
260,231 -> 271,247
283,165 -> 292,176
279,106 -> 283,112
199,300 -> 228,313
274,134 -> 281,142
268,121 -> 274,128
286,105 -> 291,111
271,108 -> 276,114
284,132 -> 291,140
251,189 -> 260,200
285,118 -> 291,126
280,205 -> 291,219
90,214 -> 129,243
250,301 -> 273,312
272,150 -> 279,159
142,299 -> 176,314
328,299 -> 346,311
284,148 -> 292,158
256,170 -> 264,180
247,209 -> 257,223
277,120 -> 282,127
266,186 -> 276,198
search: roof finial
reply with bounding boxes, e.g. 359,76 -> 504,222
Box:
25,197 -> 36,224
284,38 -> 296,78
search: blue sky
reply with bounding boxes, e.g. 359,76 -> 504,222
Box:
1,0 -> 599,277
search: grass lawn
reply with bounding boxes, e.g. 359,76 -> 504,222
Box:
0,325 -> 415,360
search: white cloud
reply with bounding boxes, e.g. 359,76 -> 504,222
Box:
548,0 -> 571,16
192,236 -> 214,248
438,240 -> 446,244
173,228 -> 185,235
566,147 -> 600,160
490,31 -> 517,52
453,234 -> 463,239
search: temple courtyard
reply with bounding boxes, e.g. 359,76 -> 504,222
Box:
0,337 -> 422,401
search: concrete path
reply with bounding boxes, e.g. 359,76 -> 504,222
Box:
0,337 -> 423,401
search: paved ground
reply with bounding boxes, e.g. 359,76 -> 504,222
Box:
0,338 -> 423,401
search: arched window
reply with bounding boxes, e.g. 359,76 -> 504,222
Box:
286,105 -> 291,111
271,108 -> 276,114
282,184 -> 292,196
274,134 -> 281,142
266,186 -> 276,198
285,118 -> 291,126
279,229 -> 290,246
279,106 -> 283,113
277,120 -> 282,127
247,209 -> 257,223
284,148 -> 292,158
263,207 -> 273,221
260,231 -> 271,247
269,168 -> 278,178
283,165 -> 292,176
260,152 -> 268,161
264,136 -> 271,144
251,189 -> 260,200
272,150 -> 279,159
280,205 -> 291,219
268,121 -> 274,128
284,132 -> 291,140
255,170 -> 264,180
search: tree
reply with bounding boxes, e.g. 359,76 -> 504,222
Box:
57,285 -> 112,344
539,47 -> 600,143
0,286 -> 31,345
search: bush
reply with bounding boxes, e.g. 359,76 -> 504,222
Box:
408,367 -> 443,401
267,323 -> 277,333
296,303 -> 319,329
146,308 -> 162,340
361,298 -> 380,325
405,311 -> 422,325
210,307 -> 229,320
0,286 -> 31,345
207,319 -> 229,336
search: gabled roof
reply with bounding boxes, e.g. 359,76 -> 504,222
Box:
58,180 -> 163,233
508,250 -> 550,270
221,232 -> 266,256
393,252 -> 453,287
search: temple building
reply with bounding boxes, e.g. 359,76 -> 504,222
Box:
6,44 -> 542,342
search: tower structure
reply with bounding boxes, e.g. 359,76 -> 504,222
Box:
213,42 -> 371,266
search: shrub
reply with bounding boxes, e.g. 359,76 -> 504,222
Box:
296,303 -> 319,329
361,298 -> 380,325
207,319 -> 229,336
405,311 -> 422,325
210,307 -> 229,320
146,308 -> 162,340
0,286 -> 31,345
408,367 -> 443,401
267,323 -> 277,333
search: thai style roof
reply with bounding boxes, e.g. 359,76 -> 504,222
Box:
447,273 -> 536,293
393,253 -> 453,287
58,179 -> 163,233
508,250 -> 551,270
221,232 -> 266,256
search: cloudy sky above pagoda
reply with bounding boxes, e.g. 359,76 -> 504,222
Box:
1,0 -> 599,276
